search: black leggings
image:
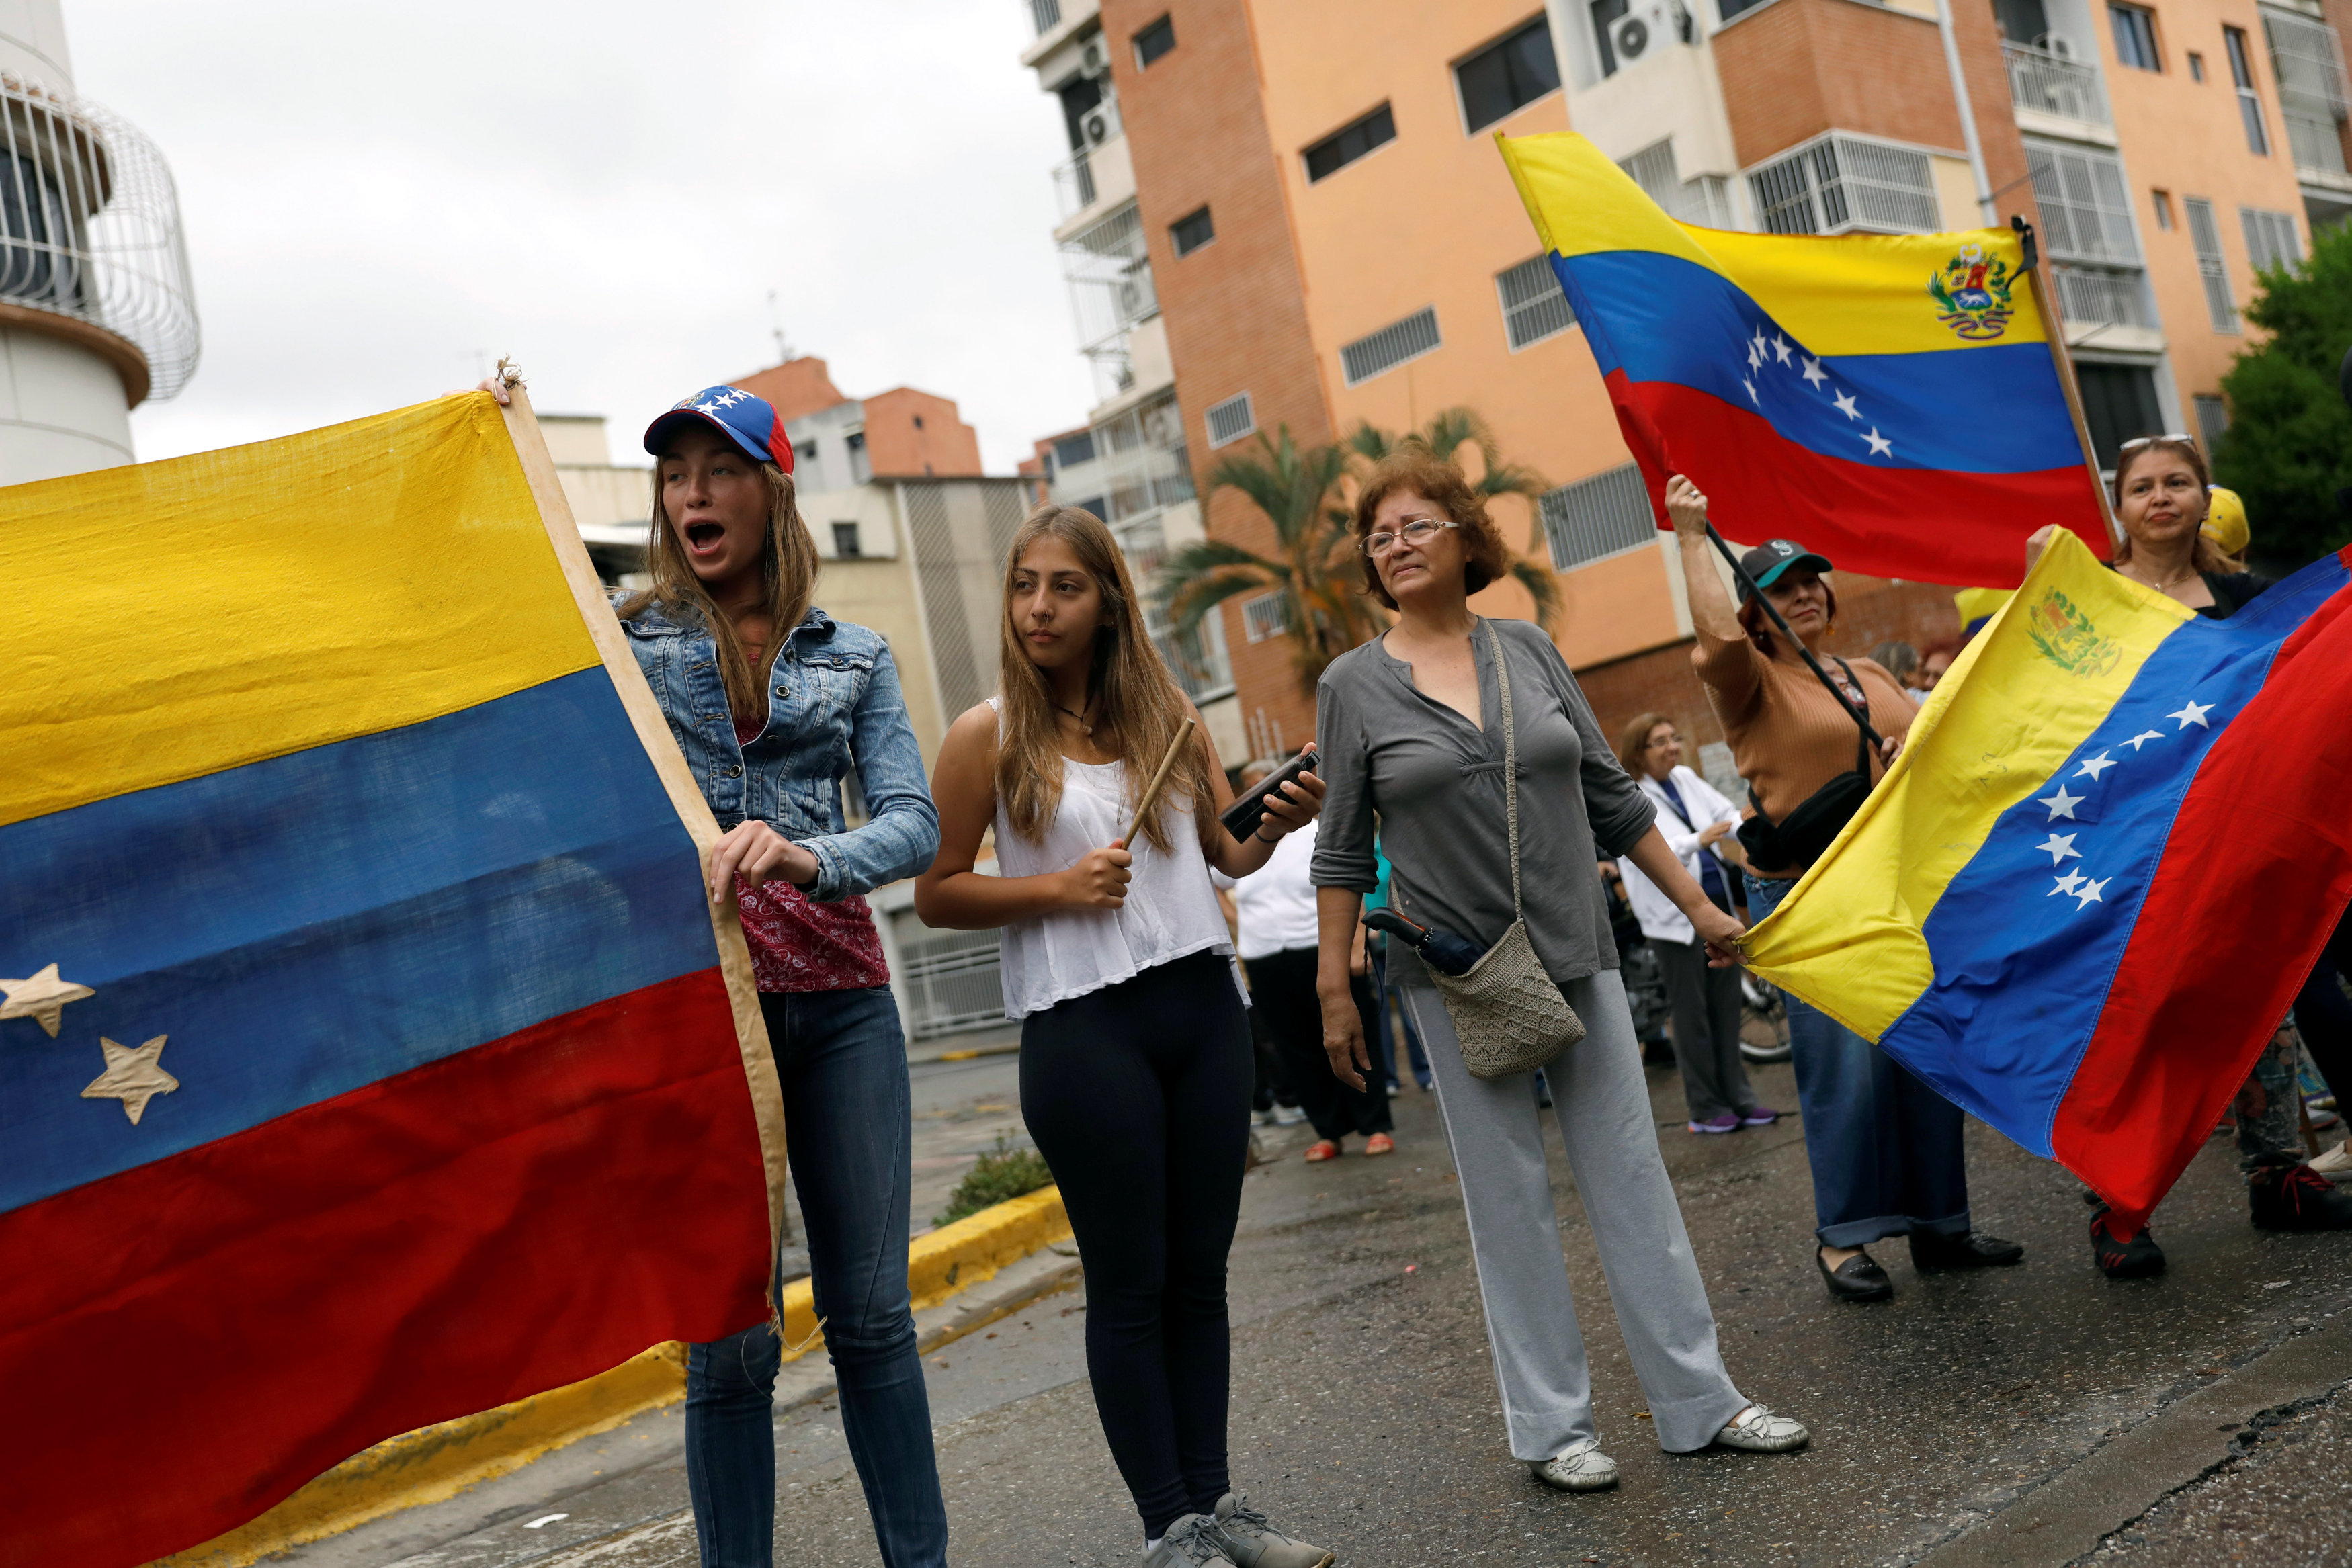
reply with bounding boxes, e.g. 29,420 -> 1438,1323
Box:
1019,949 -> 1253,1538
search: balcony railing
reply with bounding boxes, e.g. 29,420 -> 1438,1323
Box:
2004,42 -> 2110,126
1027,0 -> 1061,36
2266,9 -> 2351,176
0,73 -> 198,402
1052,149 -> 1096,220
2285,109 -> 2350,175
2052,264 -> 2149,332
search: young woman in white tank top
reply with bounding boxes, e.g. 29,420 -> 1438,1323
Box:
915,505 -> 1333,1568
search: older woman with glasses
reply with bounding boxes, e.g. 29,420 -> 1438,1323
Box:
1310,449 -> 1809,1497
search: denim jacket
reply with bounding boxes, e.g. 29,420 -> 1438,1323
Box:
615,596 -> 939,902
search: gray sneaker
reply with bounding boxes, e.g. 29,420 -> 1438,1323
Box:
1529,1437 -> 1620,1491
1714,1403 -> 1810,1452
1146,1513 -> 1238,1567
1209,1492 -> 1333,1568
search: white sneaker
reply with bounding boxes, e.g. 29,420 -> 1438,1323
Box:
1714,1403 -> 1810,1452
1271,1105 -> 1306,1126
1529,1437 -> 1619,1491
2309,1139 -> 2352,1180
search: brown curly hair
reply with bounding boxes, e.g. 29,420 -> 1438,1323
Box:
1351,448 -> 1512,609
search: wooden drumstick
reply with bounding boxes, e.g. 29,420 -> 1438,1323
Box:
1121,716 -> 1196,846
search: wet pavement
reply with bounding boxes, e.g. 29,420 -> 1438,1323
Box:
289,1047 -> 2349,1568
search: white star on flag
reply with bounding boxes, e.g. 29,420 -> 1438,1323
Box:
1744,377 -> 1759,404
2124,730 -> 2164,751
2038,784 -> 2084,820
2074,751 -> 2117,781
2036,832 -> 2081,865
2050,870 -> 2086,897
1833,391 -> 1860,421
1747,341 -> 1763,371
1751,328 -> 1768,361
2072,876 -> 2110,908
1801,357 -> 1827,388
1771,335 -> 1793,365
2167,701 -> 2213,729
1864,428 -> 1893,457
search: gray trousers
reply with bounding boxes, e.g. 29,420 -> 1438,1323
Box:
1404,969 -> 1749,1459
1654,937 -> 1755,1122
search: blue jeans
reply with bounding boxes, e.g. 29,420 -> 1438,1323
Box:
684,986 -> 947,1568
1744,873 -> 1971,1248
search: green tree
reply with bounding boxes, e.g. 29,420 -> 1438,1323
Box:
2212,220 -> 2352,568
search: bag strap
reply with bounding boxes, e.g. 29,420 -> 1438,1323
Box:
1484,619 -> 1525,921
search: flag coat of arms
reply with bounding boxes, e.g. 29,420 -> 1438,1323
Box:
0,393 -> 788,1566
1741,529 -> 2352,1227
1496,131 -> 2111,587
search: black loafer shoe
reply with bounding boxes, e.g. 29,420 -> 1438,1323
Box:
1908,1229 -> 2025,1270
2089,1206 -> 2166,1278
1816,1246 -> 1893,1302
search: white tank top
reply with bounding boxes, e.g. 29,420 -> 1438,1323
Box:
989,701 -> 1236,1019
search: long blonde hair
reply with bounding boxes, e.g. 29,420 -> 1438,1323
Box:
995,504 -> 1211,855
619,458 -> 821,728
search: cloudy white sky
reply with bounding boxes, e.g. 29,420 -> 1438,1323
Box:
70,1 -> 1093,473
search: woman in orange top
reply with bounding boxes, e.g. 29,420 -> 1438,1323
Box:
1666,474 -> 2025,1304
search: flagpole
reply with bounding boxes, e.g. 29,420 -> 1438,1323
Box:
2013,216 -> 2124,554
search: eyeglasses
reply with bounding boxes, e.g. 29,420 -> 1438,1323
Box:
1361,518 -> 1459,556
2117,434 -> 2197,452
1646,733 -> 1687,748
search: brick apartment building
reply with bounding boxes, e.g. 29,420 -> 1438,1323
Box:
1013,0 -> 2349,784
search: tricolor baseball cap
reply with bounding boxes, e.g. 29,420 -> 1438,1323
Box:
642,386 -> 795,474
1736,538 -> 1834,599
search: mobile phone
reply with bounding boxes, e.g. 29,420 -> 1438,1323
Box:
1218,748 -> 1315,844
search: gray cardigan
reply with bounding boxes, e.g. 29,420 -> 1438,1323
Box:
1310,618 -> 1656,987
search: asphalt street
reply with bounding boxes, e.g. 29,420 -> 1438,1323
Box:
294,1045 -> 2349,1568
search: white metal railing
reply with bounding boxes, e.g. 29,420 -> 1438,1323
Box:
1052,149 -> 1096,219
1748,134 -> 1940,235
0,73 -> 198,400
2004,42 -> 2111,124
2285,110 -> 2350,173
2051,265 -> 2148,332
1027,0 -> 1061,36
1059,201 -> 1157,354
2265,8 -> 2350,175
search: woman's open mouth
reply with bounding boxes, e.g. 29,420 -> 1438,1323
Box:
685,521 -> 725,553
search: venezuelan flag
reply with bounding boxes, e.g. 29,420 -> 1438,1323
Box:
1497,132 -> 2111,587
0,394 -> 786,1567
1742,529 -> 2352,1228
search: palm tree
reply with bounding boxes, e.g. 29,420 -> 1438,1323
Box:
1345,407 -> 1562,631
1160,427 -> 1384,692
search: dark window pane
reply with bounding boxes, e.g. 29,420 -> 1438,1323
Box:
1994,0 -> 2050,42
1304,103 -> 1397,183
1053,431 -> 1096,468
1058,75 -> 1102,150
2108,3 -> 2158,70
1718,0 -> 1769,19
1171,206 -> 1215,257
2075,363 -> 2165,469
1456,16 -> 1560,132
1591,0 -> 1629,75
1134,15 -> 1175,68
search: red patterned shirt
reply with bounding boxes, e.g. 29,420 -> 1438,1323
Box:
732,717 -> 891,994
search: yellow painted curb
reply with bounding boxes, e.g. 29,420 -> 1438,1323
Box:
153,1184 -> 1071,1567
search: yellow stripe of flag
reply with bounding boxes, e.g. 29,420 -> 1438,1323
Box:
0,395 -> 601,829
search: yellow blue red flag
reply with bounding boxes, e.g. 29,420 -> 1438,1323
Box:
0,394 -> 788,1566
1742,529 -> 2352,1227
1497,132 -> 2111,586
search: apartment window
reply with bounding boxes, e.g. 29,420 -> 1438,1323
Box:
2076,363 -> 2167,469
845,430 -> 872,484
1339,306 -> 1443,386
1052,431 -> 1096,470
1134,14 -> 1176,68
2110,4 -> 2161,70
2152,189 -> 2175,229
1539,464 -> 1653,570
2225,26 -> 2270,153
1620,137 -> 1734,226
1170,206 -> 1215,257
2025,141 -> 2141,263
1304,104 -> 1397,183
1030,0 -> 1061,37
2183,196 -> 2241,331
1204,392 -> 1257,448
2193,393 -> 2231,453
831,522 -> 862,558
1748,134 -> 1940,235
1239,591 -> 1288,644
2240,206 -> 2302,272
2263,10 -> 2349,175
1994,0 -> 2051,43
912,414 -> 925,429
1456,15 -> 1562,133
1495,255 -> 1575,350
2187,50 -> 2206,81
794,438 -> 818,464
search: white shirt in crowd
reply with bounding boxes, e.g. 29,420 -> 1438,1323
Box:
1615,765 -> 1742,947
1212,818 -> 1320,961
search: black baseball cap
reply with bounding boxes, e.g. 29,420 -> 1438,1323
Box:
1736,539 -> 1833,601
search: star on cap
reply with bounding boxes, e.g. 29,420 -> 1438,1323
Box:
2074,751 -> 2117,781
1801,357 -> 1828,388
2072,876 -> 2110,908
2036,832 -> 2081,865
2050,869 -> 2086,898
2038,784 -> 2084,821
1,963 -> 94,1037
1833,391 -> 1860,421
2123,730 -> 2164,751
1863,428 -> 1893,457
82,1035 -> 178,1125
2167,701 -> 2213,729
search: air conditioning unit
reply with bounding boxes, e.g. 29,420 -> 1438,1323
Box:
1080,38 -> 1110,77
2036,31 -> 2076,57
1082,97 -> 1122,146
1609,0 -> 1692,67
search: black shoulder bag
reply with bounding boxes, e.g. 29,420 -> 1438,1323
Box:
1695,525 -> 1884,875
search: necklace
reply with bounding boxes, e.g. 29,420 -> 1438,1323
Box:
1053,697 -> 1095,737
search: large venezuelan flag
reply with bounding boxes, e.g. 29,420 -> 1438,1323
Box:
0,393 -> 787,1566
1497,132 -> 2111,587
1742,530 -> 2352,1228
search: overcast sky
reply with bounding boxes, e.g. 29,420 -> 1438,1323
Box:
70,1 -> 1094,473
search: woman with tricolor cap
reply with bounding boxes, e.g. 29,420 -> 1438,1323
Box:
496,375 -> 951,1566
1666,475 -> 2025,1305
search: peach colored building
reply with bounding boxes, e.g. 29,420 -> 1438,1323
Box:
1015,0 -> 2346,773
